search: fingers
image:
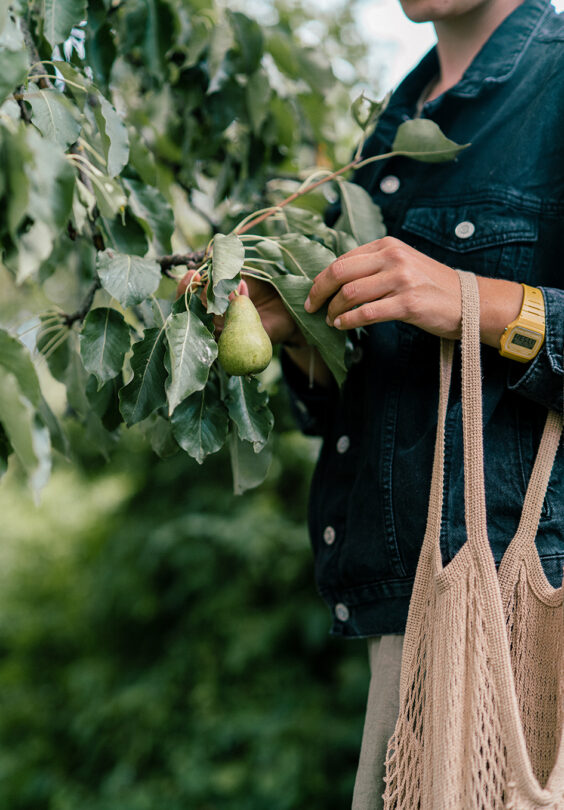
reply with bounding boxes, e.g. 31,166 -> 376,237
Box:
176,270 -> 202,299
305,251 -> 386,313
325,270 -> 396,325
330,295 -> 413,330
229,278 -> 249,300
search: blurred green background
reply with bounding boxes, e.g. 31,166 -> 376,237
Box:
0,0 -> 381,805
0,413 -> 369,809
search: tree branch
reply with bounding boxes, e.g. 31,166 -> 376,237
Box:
62,279 -> 101,327
158,250 -> 206,278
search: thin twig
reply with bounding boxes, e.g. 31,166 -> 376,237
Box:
62,279 -> 102,327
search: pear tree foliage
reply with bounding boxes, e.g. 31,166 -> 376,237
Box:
0,0 -> 467,496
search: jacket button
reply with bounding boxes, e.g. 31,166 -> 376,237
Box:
454,220 -> 475,239
323,526 -> 336,545
335,603 -> 350,622
336,435 -> 350,454
350,345 -> 363,364
380,175 -> 400,194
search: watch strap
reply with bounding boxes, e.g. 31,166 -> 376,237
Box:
518,284 -> 545,324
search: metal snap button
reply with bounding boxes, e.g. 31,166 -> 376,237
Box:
336,435 -> 350,454
323,526 -> 336,545
350,345 -> 363,364
454,220 -> 475,239
380,175 -> 400,194
335,603 -> 350,622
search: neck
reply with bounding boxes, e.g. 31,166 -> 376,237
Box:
429,0 -> 523,99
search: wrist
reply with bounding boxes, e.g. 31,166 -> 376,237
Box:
476,277 -> 524,349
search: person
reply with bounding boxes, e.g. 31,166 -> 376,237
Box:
181,0 -> 564,803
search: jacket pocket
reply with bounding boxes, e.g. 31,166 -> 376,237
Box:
401,203 -> 539,283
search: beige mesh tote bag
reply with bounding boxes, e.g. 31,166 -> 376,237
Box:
383,270 -> 564,810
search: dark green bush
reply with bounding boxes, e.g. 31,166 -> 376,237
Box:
0,425 -> 368,809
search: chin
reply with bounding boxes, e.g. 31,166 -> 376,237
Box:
399,0 -> 463,22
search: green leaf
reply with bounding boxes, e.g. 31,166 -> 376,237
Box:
36,318 -> 70,382
9,128 -> 75,281
229,429 -> 272,495
0,368 -> 51,498
123,179 -> 174,255
55,62 -> 90,108
25,128 -> 75,230
28,87 -> 82,149
282,207 -> 326,238
351,92 -> 389,132
91,173 -> 127,219
225,375 -> 274,452
246,68 -> 271,134
140,0 -> 176,82
391,119 -> 470,163
141,414 -> 179,459
164,310 -> 218,415
277,234 -> 336,282
84,18 -> 116,90
96,250 -> 161,308
101,210 -> 148,255
0,423 -> 11,480
64,335 -> 91,417
119,327 -> 167,426
0,16 -> 28,105
37,395 -> 69,457
253,240 -> 284,265
268,275 -> 347,386
267,96 -> 297,150
79,307 -> 131,389
208,233 -> 245,315
43,0 -> 87,47
14,221 -> 53,284
171,377 -> 229,464
85,375 -> 123,432
336,180 -> 386,246
227,11 -> 263,74
93,93 -> 130,177
267,32 -> 300,80
0,124 -> 31,236
0,329 -> 41,405
207,20 -> 234,91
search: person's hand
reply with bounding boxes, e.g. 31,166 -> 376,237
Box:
176,271 -> 305,346
304,236 -> 463,340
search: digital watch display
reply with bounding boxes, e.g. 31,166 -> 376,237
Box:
499,285 -> 545,363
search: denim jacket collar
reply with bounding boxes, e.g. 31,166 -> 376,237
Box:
391,0 -> 553,110
452,0 -> 553,96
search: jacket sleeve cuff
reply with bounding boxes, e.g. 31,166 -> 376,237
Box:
280,349 -> 336,436
507,286 -> 564,412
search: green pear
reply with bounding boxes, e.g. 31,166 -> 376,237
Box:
217,294 -> 272,376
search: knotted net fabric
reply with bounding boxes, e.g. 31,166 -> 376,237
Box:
383,270 -> 564,810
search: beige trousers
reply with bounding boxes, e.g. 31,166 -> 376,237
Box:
351,634 -> 405,810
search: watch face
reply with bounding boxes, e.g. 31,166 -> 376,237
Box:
511,332 -> 537,350
505,326 -> 542,359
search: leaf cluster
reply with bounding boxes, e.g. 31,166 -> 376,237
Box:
0,0 -> 468,496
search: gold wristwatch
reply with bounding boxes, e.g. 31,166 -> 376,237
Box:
499,284 -> 545,363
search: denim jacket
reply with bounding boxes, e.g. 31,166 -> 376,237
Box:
283,0 -> 564,638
